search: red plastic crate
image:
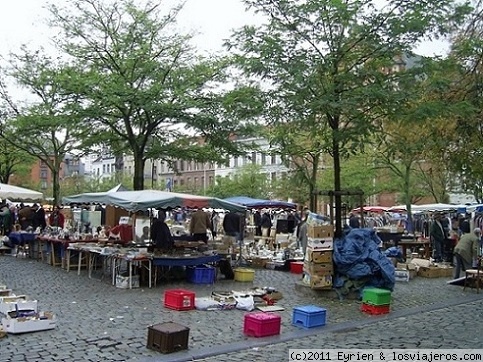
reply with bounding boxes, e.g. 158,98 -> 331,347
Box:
290,261 -> 304,274
164,289 -> 195,311
244,312 -> 281,337
361,303 -> 390,315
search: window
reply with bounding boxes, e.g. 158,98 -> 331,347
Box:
103,165 -> 106,174
252,152 -> 257,164
234,157 -> 238,167
271,155 -> 276,165
271,172 -> 277,182
40,170 -> 48,179
209,176 -> 214,185
194,177 -> 199,186
107,164 -> 110,173
261,153 -> 266,165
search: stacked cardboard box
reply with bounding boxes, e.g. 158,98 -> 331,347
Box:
303,225 -> 334,290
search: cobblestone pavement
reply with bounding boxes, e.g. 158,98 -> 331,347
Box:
0,255 -> 482,362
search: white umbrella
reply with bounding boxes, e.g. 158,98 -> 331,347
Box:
0,183 -> 43,202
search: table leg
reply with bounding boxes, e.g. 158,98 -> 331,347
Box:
51,242 -> 56,266
77,251 -> 83,275
88,253 -> 94,278
112,258 -> 116,286
66,249 -> 71,272
149,260 -> 152,289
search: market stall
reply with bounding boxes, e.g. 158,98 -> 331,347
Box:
0,183 -> 43,202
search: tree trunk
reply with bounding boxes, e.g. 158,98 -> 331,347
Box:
333,132 -> 343,238
403,164 -> 413,232
133,152 -> 146,190
52,169 -> 60,207
309,154 -> 319,212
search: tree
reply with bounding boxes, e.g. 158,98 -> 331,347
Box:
226,0 -> 470,237
0,124 -> 35,184
206,164 -> 270,199
0,51 -> 90,205
47,0 -> 256,191
268,124 -> 331,211
446,0 -> 483,201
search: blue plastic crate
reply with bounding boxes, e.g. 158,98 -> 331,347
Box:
292,305 -> 326,329
186,266 -> 216,284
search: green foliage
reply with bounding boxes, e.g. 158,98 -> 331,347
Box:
0,132 -> 35,184
205,164 -> 270,199
227,0 -> 471,235
47,0 -> 256,191
0,49 -> 91,205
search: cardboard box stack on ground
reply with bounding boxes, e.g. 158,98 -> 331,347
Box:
303,225 -> 334,290
0,286 -> 57,334
400,258 -> 454,278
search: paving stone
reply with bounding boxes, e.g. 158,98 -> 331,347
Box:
1,254 -> 483,361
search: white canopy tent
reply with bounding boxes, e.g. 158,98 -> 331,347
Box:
0,183 -> 43,202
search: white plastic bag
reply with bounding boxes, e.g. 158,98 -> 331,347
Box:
234,295 -> 254,311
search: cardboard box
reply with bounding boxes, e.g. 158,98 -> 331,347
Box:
307,226 -> 333,239
439,267 -> 454,278
250,258 -> 269,269
307,238 -> 333,250
309,274 -> 333,289
303,261 -> 334,276
0,297 -> 38,315
396,262 -> 417,271
305,248 -> 332,264
418,266 -> 442,278
1,311 -> 56,334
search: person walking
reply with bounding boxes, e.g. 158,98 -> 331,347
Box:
453,226 -> 481,279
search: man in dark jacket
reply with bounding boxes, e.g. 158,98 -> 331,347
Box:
32,204 -> 47,231
150,211 -> 174,251
223,212 -> 242,241
430,212 -> 446,262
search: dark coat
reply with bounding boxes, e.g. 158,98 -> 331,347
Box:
223,212 -> 241,234
151,218 -> 174,250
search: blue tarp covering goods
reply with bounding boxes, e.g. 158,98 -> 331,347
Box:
333,228 -> 395,295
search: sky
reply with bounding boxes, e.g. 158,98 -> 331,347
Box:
0,0 -> 449,58
0,0 -> 262,56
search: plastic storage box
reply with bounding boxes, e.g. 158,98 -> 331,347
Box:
290,261 -> 304,274
146,322 -> 189,353
244,312 -> 281,337
292,305 -> 327,329
164,289 -> 195,311
234,268 -> 255,282
361,303 -> 390,315
362,288 -> 391,305
186,266 -> 216,284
